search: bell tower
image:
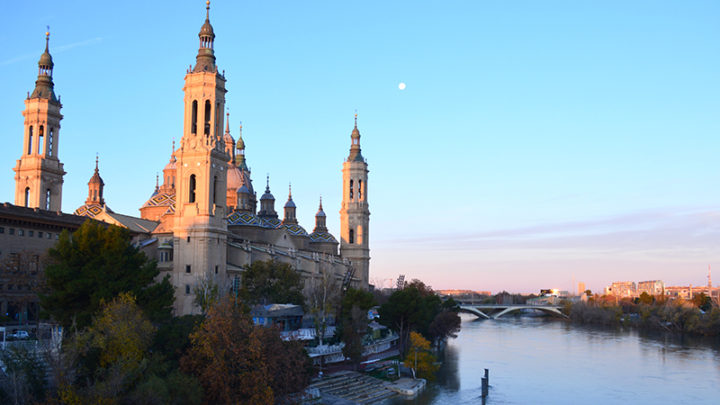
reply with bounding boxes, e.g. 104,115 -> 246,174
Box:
173,1 -> 230,315
14,31 -> 65,211
340,115 -> 370,288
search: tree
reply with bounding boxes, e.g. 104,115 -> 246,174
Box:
339,288 -> 375,369
180,298 -> 274,404
240,260 -> 305,308
193,273 -> 221,314
39,221 -> 174,330
692,292 -> 712,312
638,292 -> 654,305
307,265 -> 341,346
255,326 -> 314,399
0,346 -> 47,404
403,332 -> 439,380
62,293 -> 157,403
379,282 -> 441,353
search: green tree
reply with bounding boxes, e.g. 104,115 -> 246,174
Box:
240,260 -> 305,307
638,292 -> 654,305
339,288 -> 375,369
692,292 -> 712,312
379,280 -> 448,352
39,221 -> 174,330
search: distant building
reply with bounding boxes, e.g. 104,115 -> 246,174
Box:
637,280 -> 664,296
578,282 -> 586,296
605,281 -> 636,298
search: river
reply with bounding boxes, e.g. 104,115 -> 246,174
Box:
387,314 -> 720,404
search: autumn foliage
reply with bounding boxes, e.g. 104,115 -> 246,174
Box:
180,298 -> 313,404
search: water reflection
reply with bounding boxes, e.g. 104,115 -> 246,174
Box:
386,314 -> 720,404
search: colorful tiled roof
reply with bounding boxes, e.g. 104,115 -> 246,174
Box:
284,223 -> 308,236
74,203 -> 108,218
261,217 -> 282,229
309,231 -> 338,244
141,191 -> 176,209
227,211 -> 263,226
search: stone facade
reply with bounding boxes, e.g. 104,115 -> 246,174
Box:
4,5 -> 371,317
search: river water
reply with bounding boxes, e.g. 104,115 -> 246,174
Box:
388,314 -> 720,404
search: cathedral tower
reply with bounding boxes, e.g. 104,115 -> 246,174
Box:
14,31 -> 65,211
340,115 -> 370,288
173,1 -> 229,314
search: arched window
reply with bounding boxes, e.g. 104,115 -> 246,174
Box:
45,189 -> 51,210
349,179 -> 354,199
189,174 -> 196,203
38,129 -> 44,155
28,126 -> 33,155
349,229 -> 354,244
212,175 -> 218,205
24,187 -> 30,207
358,179 -> 362,200
191,100 -> 198,134
48,128 -> 54,156
204,100 -> 211,136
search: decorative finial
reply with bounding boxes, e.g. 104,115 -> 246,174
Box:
172,138 -> 175,153
225,112 -> 230,133
354,111 -> 358,127
95,153 -> 99,171
288,183 -> 292,199
319,195 -> 323,210
266,174 -> 270,192
45,26 -> 50,51
155,173 -> 159,190
206,0 -> 210,19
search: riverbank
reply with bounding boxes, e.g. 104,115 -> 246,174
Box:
566,300 -> 720,336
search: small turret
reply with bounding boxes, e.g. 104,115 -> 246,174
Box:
257,175 -> 277,219
86,155 -> 105,205
283,184 -> 298,225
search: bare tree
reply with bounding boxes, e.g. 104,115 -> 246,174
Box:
307,265 -> 340,346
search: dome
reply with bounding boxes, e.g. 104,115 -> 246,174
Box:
260,190 -> 274,201
38,51 -> 53,68
227,164 -> 243,190
284,199 -> 296,209
200,19 -> 215,38
164,157 -> 176,171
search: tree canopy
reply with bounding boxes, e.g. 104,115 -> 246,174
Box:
180,298 -> 312,404
379,279 -> 461,351
39,220 -> 174,330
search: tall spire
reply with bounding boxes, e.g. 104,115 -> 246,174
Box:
193,0 -> 216,72
348,113 -> 363,162
30,29 -> 57,101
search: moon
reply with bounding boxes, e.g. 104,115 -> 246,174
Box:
398,82 -> 406,90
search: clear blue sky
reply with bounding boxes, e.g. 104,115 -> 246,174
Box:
2,1 -> 719,293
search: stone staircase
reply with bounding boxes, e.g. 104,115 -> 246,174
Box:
308,371 -> 397,404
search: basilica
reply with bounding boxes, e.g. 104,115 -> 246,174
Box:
5,3 -> 370,316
